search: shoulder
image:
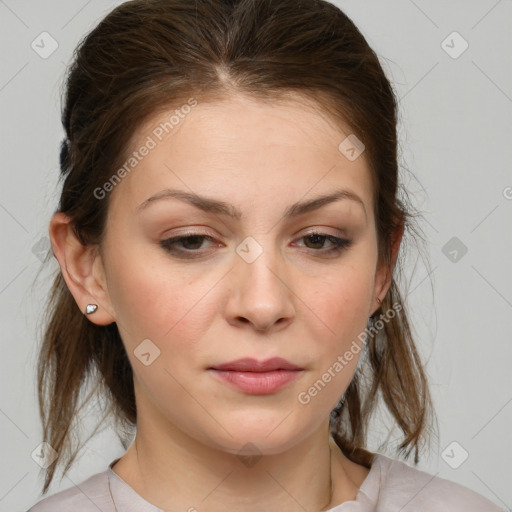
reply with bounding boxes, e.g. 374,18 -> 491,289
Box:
370,453 -> 506,512
27,470 -> 114,512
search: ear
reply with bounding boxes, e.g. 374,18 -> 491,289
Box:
48,212 -> 116,325
371,218 -> 404,316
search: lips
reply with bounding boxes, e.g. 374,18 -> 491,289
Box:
210,357 -> 303,372
208,358 -> 303,394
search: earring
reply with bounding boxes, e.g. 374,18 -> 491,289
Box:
376,297 -> 382,305
85,304 -> 98,315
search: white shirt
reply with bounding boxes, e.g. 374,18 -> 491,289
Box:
27,452 -> 506,511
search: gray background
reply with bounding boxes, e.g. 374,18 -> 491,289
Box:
0,0 -> 511,510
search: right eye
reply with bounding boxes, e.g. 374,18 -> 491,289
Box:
160,233 -> 217,256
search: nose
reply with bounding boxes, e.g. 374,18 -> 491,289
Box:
224,238 -> 295,333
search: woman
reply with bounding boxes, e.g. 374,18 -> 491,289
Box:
28,0 -> 505,510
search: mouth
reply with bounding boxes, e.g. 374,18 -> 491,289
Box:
210,357 -> 303,372
208,357 -> 304,395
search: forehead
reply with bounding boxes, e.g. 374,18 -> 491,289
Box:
108,92 -> 373,217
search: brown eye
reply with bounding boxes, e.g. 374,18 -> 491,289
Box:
303,233 -> 328,249
177,235 -> 207,250
160,234 -> 216,256
296,232 -> 352,253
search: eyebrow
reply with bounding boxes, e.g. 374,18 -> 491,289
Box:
136,187 -> 367,221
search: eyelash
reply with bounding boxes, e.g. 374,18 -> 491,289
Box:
159,231 -> 352,258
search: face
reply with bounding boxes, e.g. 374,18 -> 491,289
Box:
96,93 -> 388,456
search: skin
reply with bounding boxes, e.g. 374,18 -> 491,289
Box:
50,92 -> 402,511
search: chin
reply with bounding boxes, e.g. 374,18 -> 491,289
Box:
201,411 -> 314,457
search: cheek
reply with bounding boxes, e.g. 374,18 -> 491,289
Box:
105,247 -> 220,349
293,270 -> 373,414
305,266 -> 374,340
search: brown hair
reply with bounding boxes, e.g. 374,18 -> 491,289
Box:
36,0 -> 436,495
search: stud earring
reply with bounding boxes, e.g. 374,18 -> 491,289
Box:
85,304 -> 98,315
376,297 -> 382,305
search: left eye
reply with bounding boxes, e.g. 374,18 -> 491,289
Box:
294,232 -> 351,252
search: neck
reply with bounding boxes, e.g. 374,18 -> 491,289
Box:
112,419 -> 365,512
